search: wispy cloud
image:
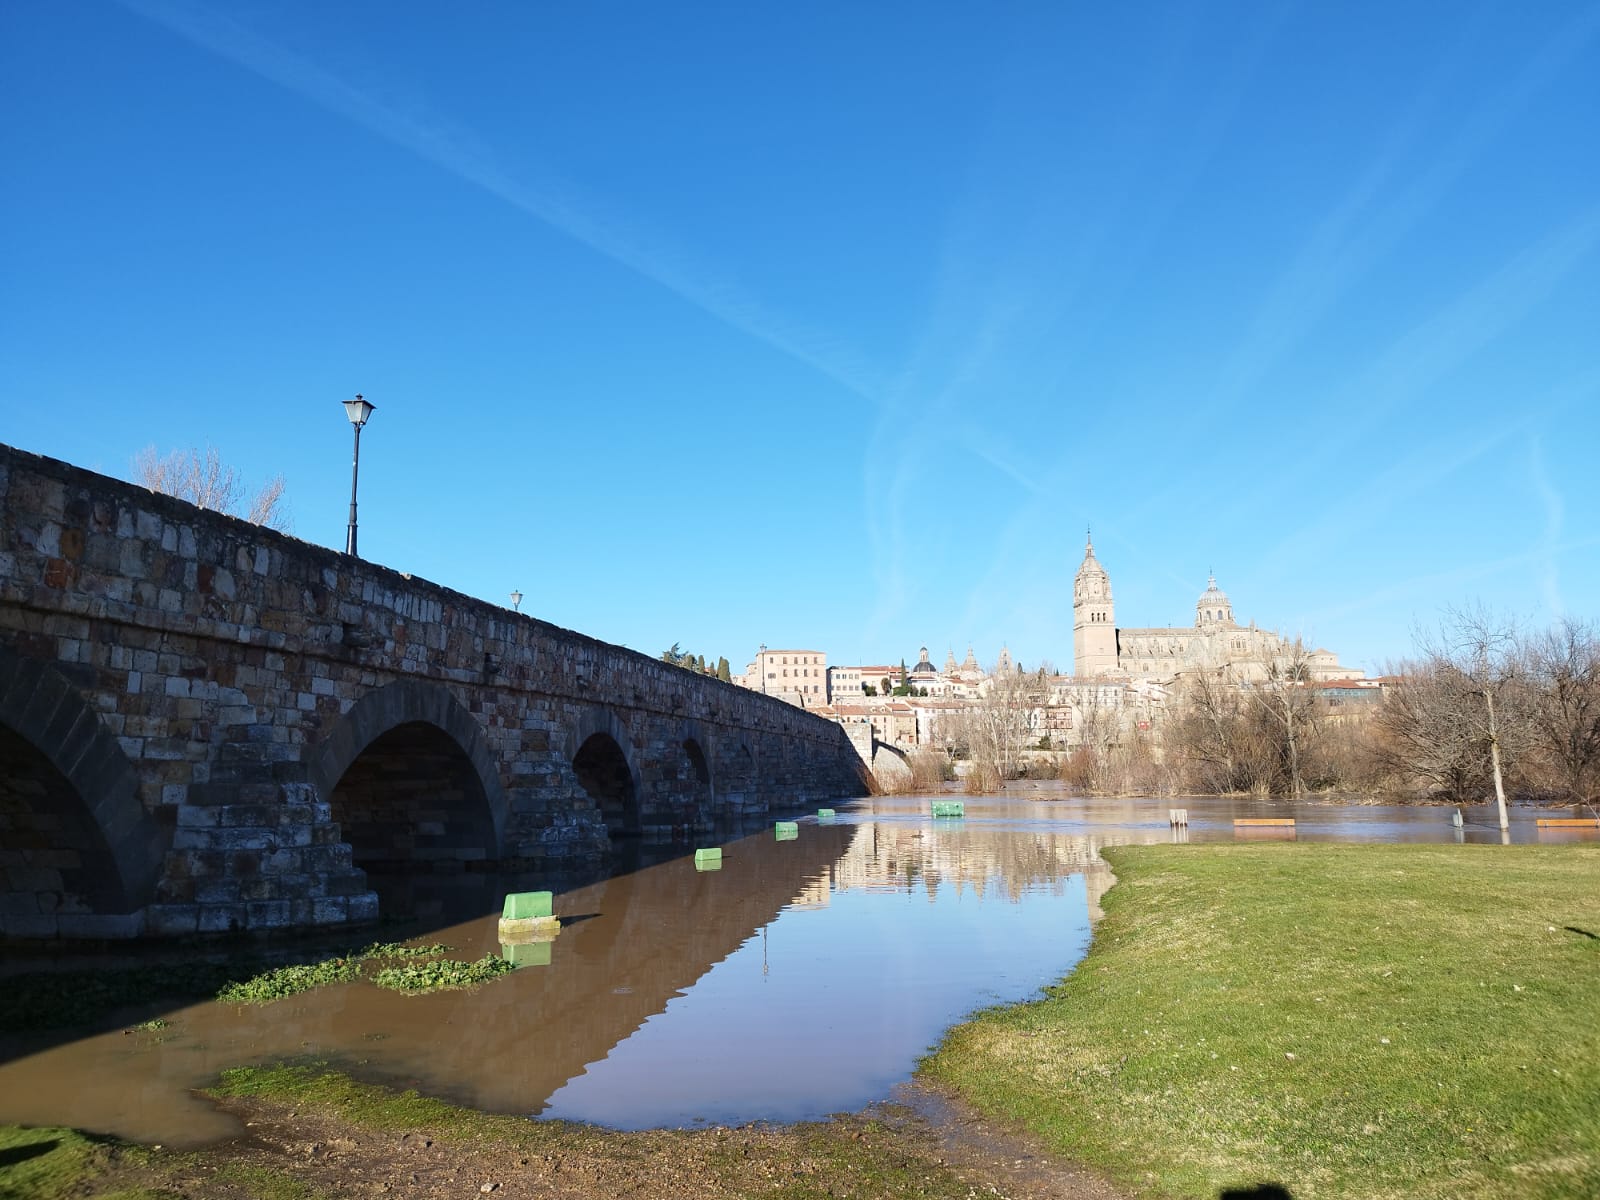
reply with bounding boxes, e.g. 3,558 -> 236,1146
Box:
116,0 -> 882,399
1220,3 -> 1600,398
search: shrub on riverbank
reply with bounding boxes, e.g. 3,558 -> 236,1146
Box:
924,843 -> 1600,1199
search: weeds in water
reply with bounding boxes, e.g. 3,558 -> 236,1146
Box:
372,954 -> 515,994
217,958 -> 365,1004
217,942 -> 455,1004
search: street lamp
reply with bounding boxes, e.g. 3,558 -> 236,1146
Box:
509,589 -> 523,613
342,394 -> 375,556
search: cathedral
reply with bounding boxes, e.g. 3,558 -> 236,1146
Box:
1071,534 -> 1361,683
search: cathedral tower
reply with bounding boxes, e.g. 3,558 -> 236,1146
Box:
1073,532 -> 1118,676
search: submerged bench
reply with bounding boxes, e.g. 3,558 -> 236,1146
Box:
1536,818 -> 1600,828
1234,818 -> 1296,827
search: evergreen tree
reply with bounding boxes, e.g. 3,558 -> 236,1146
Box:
716,657 -> 731,682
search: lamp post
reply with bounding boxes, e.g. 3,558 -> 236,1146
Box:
342,394 -> 375,556
509,589 -> 523,613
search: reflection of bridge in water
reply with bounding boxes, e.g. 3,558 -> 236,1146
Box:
0,821 -> 860,1145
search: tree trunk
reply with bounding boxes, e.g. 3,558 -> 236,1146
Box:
1487,691 -> 1509,831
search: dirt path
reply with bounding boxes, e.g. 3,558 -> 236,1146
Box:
95,1083 -> 1133,1200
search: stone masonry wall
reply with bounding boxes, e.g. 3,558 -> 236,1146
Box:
0,444 -> 870,939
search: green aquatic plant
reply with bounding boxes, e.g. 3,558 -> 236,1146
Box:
372,954 -> 515,994
216,957 -> 364,1004
216,941 -> 454,1004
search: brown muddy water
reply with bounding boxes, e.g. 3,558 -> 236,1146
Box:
0,793 -> 1589,1146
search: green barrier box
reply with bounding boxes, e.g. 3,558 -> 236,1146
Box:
817,808 -> 836,819
694,847 -> 722,870
503,891 -> 552,920
501,940 -> 552,968
775,821 -> 799,841
931,800 -> 965,818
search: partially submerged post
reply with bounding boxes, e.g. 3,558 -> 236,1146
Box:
499,891 -> 561,942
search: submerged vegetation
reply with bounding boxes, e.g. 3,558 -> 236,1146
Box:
371,953 -> 514,993
1,941 -> 460,1032
217,942 -> 451,1004
925,842 -> 1600,1199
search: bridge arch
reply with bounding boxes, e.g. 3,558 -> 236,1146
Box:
308,680 -> 507,867
567,707 -> 642,838
680,720 -> 715,810
0,648 -> 167,926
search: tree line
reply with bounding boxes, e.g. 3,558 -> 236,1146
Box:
660,644 -> 732,683
932,612 -> 1599,808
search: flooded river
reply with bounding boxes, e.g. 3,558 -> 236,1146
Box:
0,793 -> 1590,1144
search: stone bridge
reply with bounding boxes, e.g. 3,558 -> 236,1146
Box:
0,444 -> 870,940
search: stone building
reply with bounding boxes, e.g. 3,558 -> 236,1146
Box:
1071,534 -> 1361,683
739,647 -> 828,708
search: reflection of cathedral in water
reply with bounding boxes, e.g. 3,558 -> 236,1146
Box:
802,812 -> 1123,922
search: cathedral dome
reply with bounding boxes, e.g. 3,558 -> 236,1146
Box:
1195,574 -> 1234,627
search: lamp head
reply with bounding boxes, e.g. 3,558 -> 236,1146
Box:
343,394 -> 376,427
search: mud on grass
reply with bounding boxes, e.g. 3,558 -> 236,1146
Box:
1,1063 -> 1130,1200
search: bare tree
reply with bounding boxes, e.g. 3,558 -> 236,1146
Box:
1417,607 -> 1528,830
1522,618 -> 1600,803
944,662 -> 1049,791
133,445 -> 290,531
1370,660 -> 1487,799
1248,639 -> 1323,798
1169,668 -> 1271,794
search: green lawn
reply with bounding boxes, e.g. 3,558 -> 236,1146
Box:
923,843 -> 1600,1200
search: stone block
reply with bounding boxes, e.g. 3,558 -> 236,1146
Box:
246,900 -> 291,927
2,914 -> 59,938
145,904 -> 200,936
347,892 -> 379,923
195,879 -> 242,904
311,897 -> 349,924
57,911 -> 145,939
198,904 -> 245,933
0,892 -> 41,915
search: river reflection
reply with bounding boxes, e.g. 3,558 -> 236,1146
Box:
0,793 -> 1590,1143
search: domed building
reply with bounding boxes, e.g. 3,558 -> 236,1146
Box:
1071,537 -> 1361,683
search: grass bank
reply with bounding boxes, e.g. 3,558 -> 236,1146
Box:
924,843 -> 1600,1199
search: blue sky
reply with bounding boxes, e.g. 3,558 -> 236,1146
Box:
3,1 -> 1597,676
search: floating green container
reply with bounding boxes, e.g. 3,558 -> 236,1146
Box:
694,847 -> 722,870
502,890 -> 552,920
931,801 -> 965,818
775,820 -> 799,841
817,808 -> 836,819
501,940 -> 552,968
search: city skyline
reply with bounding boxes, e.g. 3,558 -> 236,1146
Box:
4,2 -> 1597,675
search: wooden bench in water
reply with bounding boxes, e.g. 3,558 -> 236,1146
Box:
1535,818 -> 1600,828
1233,818 -> 1296,827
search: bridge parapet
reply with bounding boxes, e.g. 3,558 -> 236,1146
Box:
0,444 -> 868,939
